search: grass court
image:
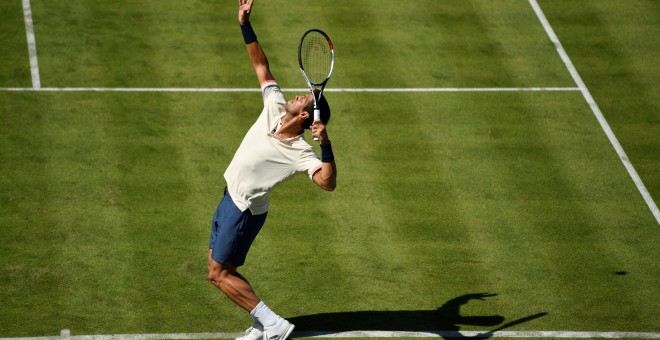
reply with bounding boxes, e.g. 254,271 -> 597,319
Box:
1,0 -> 659,339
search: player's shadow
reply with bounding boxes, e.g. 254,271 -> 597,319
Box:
289,293 -> 547,339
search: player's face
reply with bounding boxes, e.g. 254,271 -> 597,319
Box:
286,94 -> 314,116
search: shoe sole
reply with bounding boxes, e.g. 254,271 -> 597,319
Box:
281,324 -> 295,340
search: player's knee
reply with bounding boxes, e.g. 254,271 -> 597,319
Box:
207,263 -> 233,287
207,265 -> 223,285
208,254 -> 225,284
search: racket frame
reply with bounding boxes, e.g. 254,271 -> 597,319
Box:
298,29 -> 334,139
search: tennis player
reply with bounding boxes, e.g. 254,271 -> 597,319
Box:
207,1 -> 337,340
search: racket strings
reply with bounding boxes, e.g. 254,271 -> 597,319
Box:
300,33 -> 332,85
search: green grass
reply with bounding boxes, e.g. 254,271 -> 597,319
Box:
540,0 -> 660,207
1,0 -> 659,339
0,0 -> 30,87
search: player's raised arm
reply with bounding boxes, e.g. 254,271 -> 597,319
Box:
238,0 -> 275,86
312,140 -> 337,191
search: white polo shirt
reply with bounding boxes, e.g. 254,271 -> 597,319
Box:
224,82 -> 322,215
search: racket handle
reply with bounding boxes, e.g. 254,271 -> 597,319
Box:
313,109 -> 321,141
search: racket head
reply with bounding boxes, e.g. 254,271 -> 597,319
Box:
298,29 -> 334,86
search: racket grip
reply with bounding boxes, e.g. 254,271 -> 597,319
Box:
313,109 -> 321,141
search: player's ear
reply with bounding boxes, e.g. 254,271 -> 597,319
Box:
300,111 -> 310,120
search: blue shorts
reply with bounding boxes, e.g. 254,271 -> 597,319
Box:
209,189 -> 267,266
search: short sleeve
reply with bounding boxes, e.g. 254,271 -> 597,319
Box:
262,81 -> 280,102
298,147 -> 323,180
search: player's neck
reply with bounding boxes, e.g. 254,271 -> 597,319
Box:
275,118 -> 303,139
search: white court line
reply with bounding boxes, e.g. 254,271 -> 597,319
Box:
330,87 -> 580,93
2,330 -> 660,340
21,0 -> 41,89
0,87 -> 579,93
529,0 -> 660,226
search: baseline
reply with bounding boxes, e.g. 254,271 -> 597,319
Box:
2,329 -> 660,340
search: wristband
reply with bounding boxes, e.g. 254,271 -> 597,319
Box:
320,141 -> 335,163
240,22 -> 257,44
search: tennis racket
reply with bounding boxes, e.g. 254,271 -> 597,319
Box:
298,29 -> 334,141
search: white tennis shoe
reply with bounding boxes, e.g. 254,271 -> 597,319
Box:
262,317 -> 295,340
235,325 -> 263,340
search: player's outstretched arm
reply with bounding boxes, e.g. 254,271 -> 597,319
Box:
238,0 -> 275,86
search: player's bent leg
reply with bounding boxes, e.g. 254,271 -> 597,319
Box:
207,252 -> 260,312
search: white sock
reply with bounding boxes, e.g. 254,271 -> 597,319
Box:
250,301 -> 279,327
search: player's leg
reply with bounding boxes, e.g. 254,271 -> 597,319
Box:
208,190 -> 293,339
207,254 -> 264,340
207,254 -> 293,340
207,254 -> 260,311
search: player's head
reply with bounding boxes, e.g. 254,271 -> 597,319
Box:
302,90 -> 331,129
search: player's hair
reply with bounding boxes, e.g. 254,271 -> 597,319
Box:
303,90 -> 331,129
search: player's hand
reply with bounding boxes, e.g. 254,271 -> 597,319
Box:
311,120 -> 328,145
238,0 -> 253,24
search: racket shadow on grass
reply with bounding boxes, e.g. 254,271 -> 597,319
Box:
289,293 -> 547,339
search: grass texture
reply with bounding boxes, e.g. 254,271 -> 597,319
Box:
1,0 -> 659,338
